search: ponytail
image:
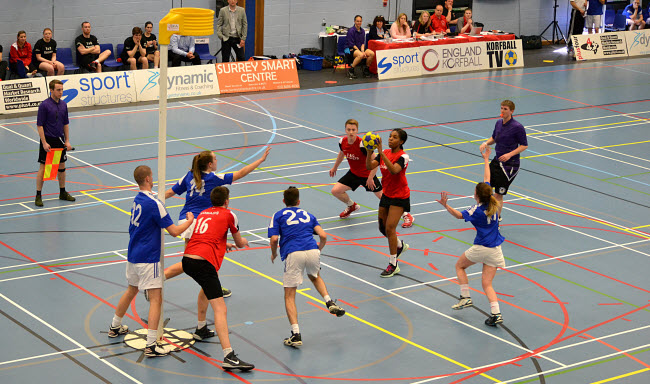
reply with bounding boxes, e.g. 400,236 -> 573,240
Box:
475,182 -> 499,217
191,151 -> 214,190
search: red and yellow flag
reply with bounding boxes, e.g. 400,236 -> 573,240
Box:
43,148 -> 63,181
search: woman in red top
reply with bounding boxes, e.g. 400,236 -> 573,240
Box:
366,129 -> 410,278
9,30 -> 37,78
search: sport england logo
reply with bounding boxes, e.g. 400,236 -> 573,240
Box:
421,49 -> 440,72
581,38 -> 599,54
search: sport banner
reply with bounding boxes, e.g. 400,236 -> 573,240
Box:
215,59 -> 300,94
625,29 -> 650,57
572,32 -> 628,61
0,77 -> 49,114
377,39 -> 524,80
133,64 -> 220,102
48,71 -> 138,108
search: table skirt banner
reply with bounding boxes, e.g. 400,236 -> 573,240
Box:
215,59 -> 300,94
376,39 -> 524,80
0,77 -> 49,114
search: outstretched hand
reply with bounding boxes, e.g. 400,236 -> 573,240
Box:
435,191 -> 449,206
480,146 -> 491,161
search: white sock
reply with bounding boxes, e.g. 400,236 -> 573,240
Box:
291,323 -> 300,334
346,199 -> 355,207
223,347 -> 233,357
460,284 -> 470,298
389,254 -> 397,266
490,301 -> 501,315
111,315 -> 122,328
197,320 -> 207,329
323,295 -> 331,303
146,329 -> 156,345
398,239 -> 403,251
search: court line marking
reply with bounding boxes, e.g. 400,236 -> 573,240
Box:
0,347 -> 84,366
0,292 -> 142,383
591,367 -> 650,384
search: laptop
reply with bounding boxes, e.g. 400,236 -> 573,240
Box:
469,26 -> 483,36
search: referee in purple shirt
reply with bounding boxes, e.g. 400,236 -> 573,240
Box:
479,100 -> 528,220
35,79 -> 75,207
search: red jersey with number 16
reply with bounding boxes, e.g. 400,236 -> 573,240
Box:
184,206 -> 239,271
377,149 -> 410,199
339,136 -> 370,178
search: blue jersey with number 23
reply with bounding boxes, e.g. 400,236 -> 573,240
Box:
268,206 -> 320,261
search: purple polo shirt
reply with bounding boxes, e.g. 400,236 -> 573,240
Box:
346,26 -> 366,50
491,117 -> 527,164
37,97 -> 69,138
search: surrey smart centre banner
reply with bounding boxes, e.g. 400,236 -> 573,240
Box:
216,59 -> 300,94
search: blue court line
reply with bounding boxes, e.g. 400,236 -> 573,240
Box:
219,96 -> 276,173
309,88 -> 650,188
0,197 -> 132,221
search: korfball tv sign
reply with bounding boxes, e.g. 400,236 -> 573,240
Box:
376,39 -> 524,80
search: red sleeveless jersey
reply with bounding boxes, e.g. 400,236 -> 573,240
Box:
184,206 -> 238,271
378,149 -> 410,199
340,136 -> 370,178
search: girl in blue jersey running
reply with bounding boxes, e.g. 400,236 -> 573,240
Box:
436,147 -> 506,327
161,148 -> 269,306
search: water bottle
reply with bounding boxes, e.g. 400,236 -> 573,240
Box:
322,18 -> 326,34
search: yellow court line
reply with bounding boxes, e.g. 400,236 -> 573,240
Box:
225,257 -> 500,382
80,187 -> 499,381
632,224 -> 650,229
591,368 -> 650,384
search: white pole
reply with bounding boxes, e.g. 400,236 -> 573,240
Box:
157,46 -> 169,342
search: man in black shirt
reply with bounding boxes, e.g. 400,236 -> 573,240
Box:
121,27 -> 148,70
142,21 -> 160,68
0,44 -> 7,80
75,21 -> 111,72
32,28 -> 65,76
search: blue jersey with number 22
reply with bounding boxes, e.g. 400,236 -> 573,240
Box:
268,206 -> 320,261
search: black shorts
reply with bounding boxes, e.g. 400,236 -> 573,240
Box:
338,170 -> 382,192
489,158 -> 520,196
182,257 -> 223,300
78,53 -> 98,68
379,195 -> 410,212
38,136 -> 67,164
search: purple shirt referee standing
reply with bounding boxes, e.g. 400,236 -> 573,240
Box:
35,79 -> 75,207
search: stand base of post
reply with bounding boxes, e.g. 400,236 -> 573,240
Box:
124,327 -> 195,353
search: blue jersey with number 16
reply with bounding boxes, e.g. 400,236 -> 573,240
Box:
128,191 -> 173,264
268,206 -> 320,261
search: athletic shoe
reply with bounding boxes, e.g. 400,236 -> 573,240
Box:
362,66 -> 371,78
380,263 -> 400,278
35,195 -> 43,207
401,213 -> 414,228
88,61 -> 97,71
222,351 -> 255,370
347,68 -> 357,79
108,324 -> 129,338
451,296 -> 473,310
485,313 -> 503,327
144,341 -> 169,357
396,240 -> 409,259
283,331 -> 302,347
339,203 -> 360,218
59,192 -> 76,201
222,287 -> 232,298
326,300 -> 346,317
193,324 -> 216,341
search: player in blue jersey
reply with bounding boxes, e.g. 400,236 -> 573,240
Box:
108,165 -> 195,356
268,186 -> 346,347
436,148 -> 506,327
158,148 -> 269,340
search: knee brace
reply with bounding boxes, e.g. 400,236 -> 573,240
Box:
378,218 -> 387,237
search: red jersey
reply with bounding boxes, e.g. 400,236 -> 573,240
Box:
377,149 -> 410,199
339,136 -> 370,178
184,206 -> 238,271
431,15 -> 448,33
10,42 -> 32,66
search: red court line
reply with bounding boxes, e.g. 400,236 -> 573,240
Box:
543,300 -> 569,304
496,292 -> 514,298
428,263 -> 438,271
307,301 -> 333,315
432,236 -> 444,242
621,318 -> 632,321
337,299 -> 358,309
598,303 -> 624,306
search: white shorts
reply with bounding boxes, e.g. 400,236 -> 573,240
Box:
283,249 -> 321,288
465,245 -> 505,268
585,14 -> 602,29
126,261 -> 163,290
178,218 -> 196,240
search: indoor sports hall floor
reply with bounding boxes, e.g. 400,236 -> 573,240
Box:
1,54 -> 649,384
